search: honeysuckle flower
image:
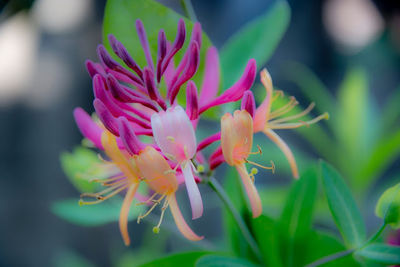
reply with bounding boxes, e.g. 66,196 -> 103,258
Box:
134,146 -> 203,241
254,69 -> 329,178
79,130 -> 141,246
151,105 -> 203,219
220,109 -> 273,218
72,17 -> 259,246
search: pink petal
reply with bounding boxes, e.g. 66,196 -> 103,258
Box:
186,81 -> 199,120
199,59 -> 256,114
181,162 -> 203,219
135,19 -> 154,71
168,193 -> 203,241
73,107 -> 104,149
199,47 -> 220,106
241,91 -> 256,118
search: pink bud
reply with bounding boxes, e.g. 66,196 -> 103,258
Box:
241,91 -> 256,118
186,81 -> 199,120
136,19 -> 154,71
93,98 -> 119,136
117,117 -> 144,155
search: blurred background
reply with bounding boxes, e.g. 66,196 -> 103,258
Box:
0,0 -> 399,266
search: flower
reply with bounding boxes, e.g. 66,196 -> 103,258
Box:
254,69 -> 329,178
73,17 -> 257,245
78,129 -> 140,246
134,146 -> 203,241
151,105 -> 203,219
220,109 -> 273,218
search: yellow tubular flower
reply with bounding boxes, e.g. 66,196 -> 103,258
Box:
254,69 -> 329,179
134,146 -> 203,241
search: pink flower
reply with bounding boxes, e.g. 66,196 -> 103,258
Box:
151,106 -> 203,219
254,69 -> 329,178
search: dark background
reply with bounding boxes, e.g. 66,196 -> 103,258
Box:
0,0 -> 399,266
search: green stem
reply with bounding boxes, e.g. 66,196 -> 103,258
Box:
361,223 -> 387,248
180,0 -> 198,22
207,177 -> 263,262
305,249 -> 355,267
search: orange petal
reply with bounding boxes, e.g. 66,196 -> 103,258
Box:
263,128 -> 299,179
236,163 -> 262,218
101,131 -> 140,183
119,183 -> 139,246
254,69 -> 273,132
168,193 -> 203,241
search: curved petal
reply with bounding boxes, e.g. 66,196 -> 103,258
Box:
73,107 -> 104,149
168,193 -> 203,241
199,47 -> 220,106
119,183 -> 139,246
181,162 -> 203,219
236,163 -> 262,218
263,128 -> 299,179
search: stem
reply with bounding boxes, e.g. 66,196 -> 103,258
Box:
361,223 -> 387,248
180,0 -> 198,22
305,249 -> 355,267
207,177 -> 263,262
305,223 -> 387,267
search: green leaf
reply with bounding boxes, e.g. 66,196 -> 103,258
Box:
335,67 -> 374,181
195,255 -> 260,267
375,182 -> 400,228
60,147 -> 105,193
251,215 -> 283,267
280,168 -> 318,238
220,0 -> 290,87
319,161 -> 366,248
139,251 -> 212,267
357,129 -> 400,190
304,231 -> 360,267
103,0 -> 212,102
356,244 -> 400,265
381,85 -> 400,134
278,168 -> 318,266
51,197 -> 144,226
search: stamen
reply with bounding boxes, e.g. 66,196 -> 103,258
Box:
269,112 -> 329,130
164,163 -> 179,175
269,102 -> 315,124
248,145 -> 262,155
153,197 -> 169,234
80,182 -> 127,199
269,96 -> 298,119
271,90 -> 284,102
79,184 -> 128,205
88,174 -> 124,183
244,159 -> 275,173
136,192 -> 158,206
137,194 -> 166,223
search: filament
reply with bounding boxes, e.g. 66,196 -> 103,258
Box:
79,183 -> 129,205
271,90 -> 284,102
136,192 -> 158,206
245,159 -> 275,173
269,102 -> 315,124
269,112 -> 329,130
269,97 -> 298,119
137,193 -> 166,223
248,145 -> 262,155
153,197 -> 169,233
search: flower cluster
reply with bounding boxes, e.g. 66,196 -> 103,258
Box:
73,19 -> 326,245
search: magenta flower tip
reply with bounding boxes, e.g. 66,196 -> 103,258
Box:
186,80 -> 199,120
93,98 -> 119,136
241,91 -> 256,118
117,117 -> 143,155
